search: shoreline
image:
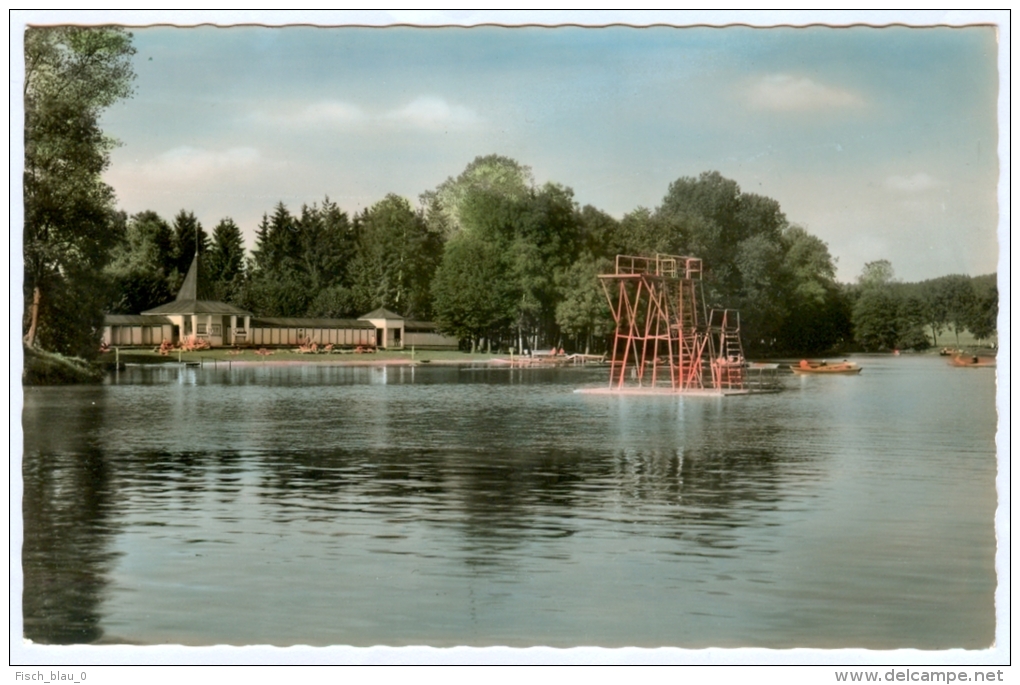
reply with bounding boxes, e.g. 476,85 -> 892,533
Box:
136,357 -> 493,368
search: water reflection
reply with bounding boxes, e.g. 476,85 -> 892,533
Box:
23,431 -> 800,643
21,359 -> 997,646
22,446 -> 119,644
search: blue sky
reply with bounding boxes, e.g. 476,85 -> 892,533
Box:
24,12 -> 1006,282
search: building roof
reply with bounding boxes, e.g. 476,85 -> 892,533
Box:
403,319 -> 439,332
358,307 -> 404,321
104,314 -> 173,326
251,317 -> 374,329
175,253 -> 209,301
143,299 -> 254,316
141,252 -> 253,317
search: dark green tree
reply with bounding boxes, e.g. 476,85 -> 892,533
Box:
23,26 -> 135,355
243,204 -> 303,316
577,204 -> 622,257
170,210 -> 209,276
939,275 -> 978,346
242,198 -> 361,317
555,255 -> 613,353
349,194 -> 443,319
917,278 -> 951,346
105,210 -> 175,314
896,294 -> 931,350
206,217 -> 246,302
777,226 -> 849,352
431,234 -> 515,350
850,261 -> 928,351
108,210 -> 174,276
734,232 -> 787,350
852,287 -> 902,351
652,172 -> 792,352
250,203 -> 296,275
966,278 -> 998,341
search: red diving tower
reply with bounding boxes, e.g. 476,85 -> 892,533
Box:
597,254 -> 749,394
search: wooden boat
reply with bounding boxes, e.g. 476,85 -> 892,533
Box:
790,360 -> 862,375
948,354 -> 995,368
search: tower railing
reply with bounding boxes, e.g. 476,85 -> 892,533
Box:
600,255 -> 746,392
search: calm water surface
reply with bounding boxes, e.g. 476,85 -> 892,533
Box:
21,356 -> 998,647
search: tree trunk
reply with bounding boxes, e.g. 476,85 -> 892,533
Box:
24,286 -> 41,348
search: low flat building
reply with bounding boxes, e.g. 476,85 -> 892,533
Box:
103,314 -> 174,347
103,251 -> 459,350
358,307 -> 459,350
248,317 -> 376,348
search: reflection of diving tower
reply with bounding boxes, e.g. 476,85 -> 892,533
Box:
599,254 -> 746,392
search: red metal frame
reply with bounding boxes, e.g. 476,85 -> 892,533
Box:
599,254 -> 746,392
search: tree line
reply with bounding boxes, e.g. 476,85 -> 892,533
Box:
851,261 -> 997,352
24,27 -> 997,361
90,155 -> 1001,357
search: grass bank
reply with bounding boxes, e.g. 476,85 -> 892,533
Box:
23,347 -> 104,385
99,347 -> 505,366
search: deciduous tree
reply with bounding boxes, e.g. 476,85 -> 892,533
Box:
23,26 -> 135,355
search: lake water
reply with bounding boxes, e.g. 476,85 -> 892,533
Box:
20,356 -> 998,648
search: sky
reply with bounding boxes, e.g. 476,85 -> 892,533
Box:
20,11 -> 1006,283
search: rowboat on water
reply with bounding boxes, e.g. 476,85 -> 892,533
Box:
790,359 -> 862,375
948,354 -> 995,368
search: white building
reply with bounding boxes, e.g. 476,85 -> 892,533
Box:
138,253 -> 253,347
103,253 -> 460,350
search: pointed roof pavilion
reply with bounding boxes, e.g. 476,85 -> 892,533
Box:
142,253 -> 252,317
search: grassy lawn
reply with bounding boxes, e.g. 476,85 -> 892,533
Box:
928,329 -> 997,350
100,347 -> 505,365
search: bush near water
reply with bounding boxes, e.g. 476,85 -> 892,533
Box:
23,347 -> 104,385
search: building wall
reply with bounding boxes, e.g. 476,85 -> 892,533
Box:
360,317 -> 404,349
249,326 -> 375,347
103,324 -> 174,346
404,331 -> 460,350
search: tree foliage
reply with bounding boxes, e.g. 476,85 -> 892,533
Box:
348,194 -> 443,318
555,255 -> 613,353
105,210 -> 174,314
94,144 -> 995,358
421,154 -> 533,239
849,263 -> 995,351
170,210 -> 209,276
206,218 -> 246,302
431,234 -> 516,346
23,26 -> 135,356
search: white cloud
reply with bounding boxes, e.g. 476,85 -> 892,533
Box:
290,101 -> 366,125
259,101 -> 366,126
252,97 -> 478,131
748,74 -> 863,111
110,146 -> 262,188
383,96 -> 481,129
884,173 -> 939,192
